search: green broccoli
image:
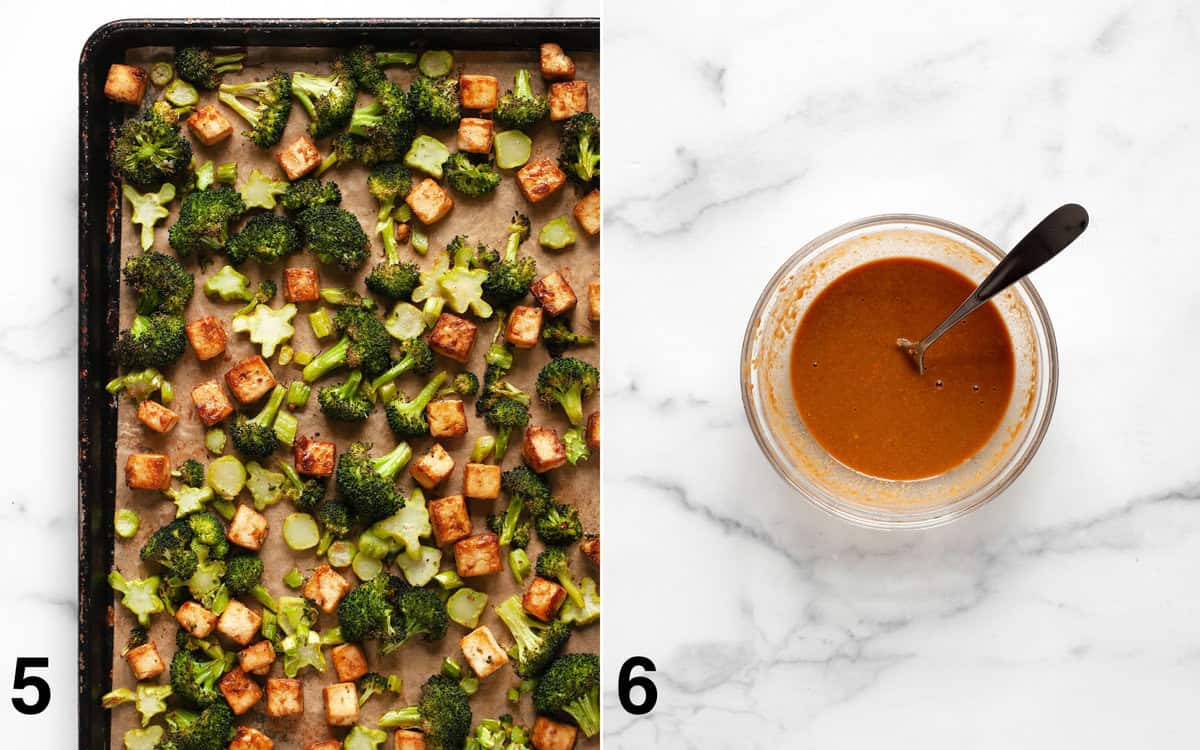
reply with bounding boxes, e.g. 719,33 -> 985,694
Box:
365,162 -> 417,290
559,112 -> 600,185
481,213 -> 535,307
291,61 -> 357,138
439,236 -> 493,318
357,672 -> 390,706
229,385 -> 286,458
494,594 -> 571,677
165,484 -> 214,518
317,133 -> 361,176
217,71 -> 292,147
385,371 -> 448,438
140,518 -> 199,579
280,461 -> 326,513
542,318 -> 596,358
483,396 -> 529,461
106,368 -> 170,402
281,177 -> 342,212
123,726 -> 164,750
231,302 -> 297,358
108,569 -> 164,626
535,547 -> 585,609
174,47 -> 245,89
274,596 -> 328,677
378,674 -> 472,750
536,357 -> 599,426
224,554 -> 277,611
168,187 -> 246,258
366,259 -> 421,302
439,371 -> 479,399
559,576 -> 599,626
123,183 -> 176,250
168,647 -> 229,710
372,487 -> 431,561
366,338 -> 434,396
102,682 -> 173,728
187,559 -> 230,614
337,573 -> 404,643
535,502 -> 583,545
302,306 -> 393,382
116,313 -> 186,370
226,213 -> 300,265
347,81 -> 417,164
442,152 -> 501,197
186,511 -> 229,556
113,106 -> 193,188
386,586 -> 449,652
345,45 -> 418,93
317,500 -> 353,556
532,653 -> 600,737
123,251 -> 195,315
504,465 -> 552,515
562,427 -> 590,466
409,75 -> 460,127
494,68 -> 549,129
296,204 -> 369,271
336,441 -> 413,522
236,168 -> 290,211
163,702 -> 235,750
344,725 -> 389,750
538,216 -> 577,251
318,370 -> 373,422
176,459 -> 205,488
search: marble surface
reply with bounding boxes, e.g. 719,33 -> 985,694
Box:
602,0 -> 1200,748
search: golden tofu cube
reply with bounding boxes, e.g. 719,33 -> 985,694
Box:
185,316 -> 228,361
217,599 -> 262,646
463,463 -> 501,500
516,159 -> 567,204
104,64 -> 148,104
574,189 -> 601,236
457,118 -> 495,154
276,134 -> 321,181
295,436 -> 336,477
530,271 -> 577,317
175,601 -> 218,639
187,104 -> 234,146
587,281 -> 600,322
459,625 -> 508,678
394,729 -> 427,750
323,682 -> 359,727
411,443 -> 455,490
331,643 -> 369,683
266,677 -> 304,717
523,576 -> 568,622
238,640 -> 276,676
505,305 -> 543,349
586,411 -> 600,450
454,533 -> 502,578
303,563 -> 350,614
227,504 -> 269,552
580,535 -> 599,567
459,74 -> 499,110
540,43 -> 576,80
427,399 -> 468,438
230,727 -> 274,750
532,716 -> 578,750
283,267 -> 321,303
549,81 -> 588,121
125,453 -> 171,490
522,426 -> 567,473
136,399 -> 179,434
225,355 -> 277,405
124,642 -> 165,680
191,380 -> 234,426
306,743 -> 344,750
218,667 -> 263,716
429,494 -> 472,546
429,313 -> 478,363
406,178 -> 454,225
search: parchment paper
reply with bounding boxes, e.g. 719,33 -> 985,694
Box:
107,44 -> 599,749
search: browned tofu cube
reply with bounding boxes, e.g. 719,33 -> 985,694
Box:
586,411 -> 600,450
225,355 -> 277,405
175,601 -> 218,639
218,667 -> 263,716
411,443 -> 455,489
459,625 -> 508,678
294,436 -> 336,477
523,576 -> 568,622
429,313 -> 478,363
580,535 -> 599,567
323,682 -> 358,726
587,280 -> 600,322
227,504 -> 269,551
125,453 -> 171,490
574,189 -> 601,236
230,727 -> 274,750
331,643 -> 369,683
530,271 -> 577,317
266,677 -> 304,717
532,716 -> 578,750
283,267 -> 320,303
191,380 -> 234,426
276,134 -> 321,181
406,178 -> 454,225
187,104 -> 234,146
549,81 -> 588,121
302,564 -> 350,614
104,64 -> 148,104
457,117 -> 494,154
306,743 -> 344,750
137,399 -> 180,434
217,599 -> 262,646
124,642 -> 165,680
540,43 -> 576,80
429,494 -> 472,546
238,640 -> 276,676
454,533 -> 502,577
516,159 -> 567,203
504,305 -> 543,349
522,426 -> 567,473
459,74 -> 499,110
463,463 -> 501,500
428,399 -> 468,438
185,316 -> 228,360
394,730 -> 427,750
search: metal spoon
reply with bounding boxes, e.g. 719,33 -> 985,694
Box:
897,203 -> 1089,375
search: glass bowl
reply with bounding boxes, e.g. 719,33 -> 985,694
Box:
740,214 -> 1059,529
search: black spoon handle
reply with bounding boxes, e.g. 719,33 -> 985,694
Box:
975,203 -> 1089,302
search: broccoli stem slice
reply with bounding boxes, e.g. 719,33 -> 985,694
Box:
212,53 -> 246,72
375,51 -> 418,66
302,336 -> 351,382
378,706 -> 422,729
251,385 -> 287,428
371,441 -> 414,482
513,68 -> 534,99
251,585 -> 278,612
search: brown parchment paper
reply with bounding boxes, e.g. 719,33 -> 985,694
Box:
107,44 -> 598,749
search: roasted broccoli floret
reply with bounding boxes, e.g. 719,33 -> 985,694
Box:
291,61 -> 357,138
140,518 -> 199,580
532,653 -> 600,738
174,47 -> 245,89
388,586 -> 449,652
349,81 -> 417,163
176,459 -> 205,488
223,554 -> 277,611
486,494 -> 531,551
337,573 -> 403,643
317,133 -> 361,176
357,672 -> 390,706
542,318 -> 596,359
535,547 -> 585,609
113,106 -> 193,188
559,112 -> 600,185
318,370 -> 373,422
366,260 -> 421,301
494,68 -> 549,129
365,161 -> 416,275
296,204 -> 369,271
481,213 -> 535,307
442,152 -> 501,198
168,649 -> 228,709
281,177 -> 342,212
163,702 -> 235,750
123,251 -> 195,314
336,441 -> 413,522
344,45 -> 417,93
535,502 -> 583,545
409,75 -> 460,128
280,461 -> 326,514
500,466 -> 549,513
439,372 -> 479,399
168,187 -> 246,258
494,594 -> 571,677
217,71 -> 292,147
366,338 -> 434,396
378,674 -> 472,750
116,313 -> 186,370
302,306 -> 393,382
536,357 -> 599,427
226,213 -> 300,265
385,371 -> 448,438
483,397 -> 529,461
229,385 -> 286,458
317,500 -> 353,555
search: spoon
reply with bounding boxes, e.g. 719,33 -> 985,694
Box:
897,203 -> 1089,375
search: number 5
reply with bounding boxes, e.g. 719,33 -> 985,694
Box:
12,657 -> 50,715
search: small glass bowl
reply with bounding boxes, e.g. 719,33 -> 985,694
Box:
740,214 -> 1059,529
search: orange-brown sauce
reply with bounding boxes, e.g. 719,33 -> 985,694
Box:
790,257 -> 1015,480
